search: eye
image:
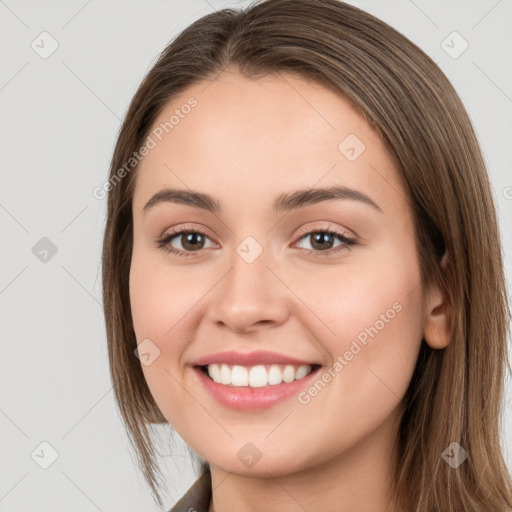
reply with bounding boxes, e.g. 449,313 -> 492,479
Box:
293,227 -> 356,256
155,228 -> 215,258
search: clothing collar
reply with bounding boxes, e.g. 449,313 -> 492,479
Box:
168,463 -> 211,512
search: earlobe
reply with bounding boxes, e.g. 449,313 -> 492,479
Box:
423,251 -> 451,350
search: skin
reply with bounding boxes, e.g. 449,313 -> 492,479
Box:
129,70 -> 450,512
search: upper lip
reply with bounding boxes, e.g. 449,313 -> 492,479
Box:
193,350 -> 320,367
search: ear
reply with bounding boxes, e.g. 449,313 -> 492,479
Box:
423,251 -> 451,349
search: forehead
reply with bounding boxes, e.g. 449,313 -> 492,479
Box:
133,70 -> 407,218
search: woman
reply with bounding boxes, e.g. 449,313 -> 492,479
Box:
101,0 -> 512,510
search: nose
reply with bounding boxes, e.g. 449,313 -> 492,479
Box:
206,247 -> 291,334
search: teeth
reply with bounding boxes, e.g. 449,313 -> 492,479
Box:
249,365 -> 267,387
206,363 -> 313,387
295,365 -> 309,380
220,364 -> 231,385
231,365 -> 248,386
282,365 -> 295,383
268,365 -> 283,385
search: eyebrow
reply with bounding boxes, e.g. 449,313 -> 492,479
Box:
142,185 -> 382,215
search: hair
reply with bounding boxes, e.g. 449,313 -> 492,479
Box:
101,0 -> 512,510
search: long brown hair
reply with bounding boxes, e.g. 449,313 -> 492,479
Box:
101,0 -> 512,509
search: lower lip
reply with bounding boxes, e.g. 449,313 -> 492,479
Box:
193,366 -> 321,410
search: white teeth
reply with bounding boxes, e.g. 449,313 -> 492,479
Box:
206,363 -> 313,387
231,365 -> 248,386
295,365 -> 309,380
220,364 -> 231,385
208,363 -> 221,383
249,365 -> 267,387
268,365 -> 283,385
282,365 -> 295,383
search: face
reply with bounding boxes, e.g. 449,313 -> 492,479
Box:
129,70 -> 427,477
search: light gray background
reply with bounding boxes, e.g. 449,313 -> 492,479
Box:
0,0 -> 511,510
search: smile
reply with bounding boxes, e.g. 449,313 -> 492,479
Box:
192,350 -> 322,409
195,364 -> 322,410
202,363 -> 316,388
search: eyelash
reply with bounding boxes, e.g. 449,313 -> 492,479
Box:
155,225 -> 357,259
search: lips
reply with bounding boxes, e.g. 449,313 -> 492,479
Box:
193,350 -> 321,388
193,350 -> 320,367
193,364 -> 321,410
191,350 -> 321,409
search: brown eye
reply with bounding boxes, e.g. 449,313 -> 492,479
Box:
308,232 -> 336,251
295,229 -> 355,255
178,232 -> 207,251
156,229 -> 214,257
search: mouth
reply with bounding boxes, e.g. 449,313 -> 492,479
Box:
197,363 -> 321,388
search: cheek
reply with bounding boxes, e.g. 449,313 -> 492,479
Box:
128,248 -> 185,387
286,272 -> 424,467
286,239 -> 424,405
284,249 -> 423,355
128,250 -> 198,428
128,248 -> 216,403
129,247 -> 202,350
293,245 -> 424,432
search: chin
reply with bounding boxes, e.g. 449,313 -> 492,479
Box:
201,444 -> 314,478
